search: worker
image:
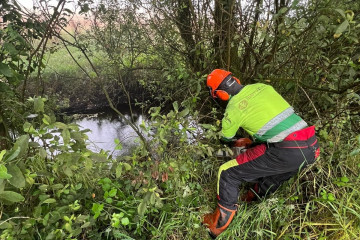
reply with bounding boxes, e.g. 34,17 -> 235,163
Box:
202,69 -> 320,238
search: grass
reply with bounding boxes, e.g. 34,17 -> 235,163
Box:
214,148 -> 360,240
42,43 -> 105,78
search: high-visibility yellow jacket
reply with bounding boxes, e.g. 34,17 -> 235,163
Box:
222,83 -> 307,143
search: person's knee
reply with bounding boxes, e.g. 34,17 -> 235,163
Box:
217,159 -> 239,180
217,160 -> 237,193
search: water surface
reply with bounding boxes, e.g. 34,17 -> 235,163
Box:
74,111 -> 146,156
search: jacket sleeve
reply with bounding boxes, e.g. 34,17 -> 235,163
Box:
221,107 -> 243,139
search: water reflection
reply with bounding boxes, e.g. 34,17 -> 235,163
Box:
74,111 -> 145,156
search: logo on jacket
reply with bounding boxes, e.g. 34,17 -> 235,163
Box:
238,100 -> 248,110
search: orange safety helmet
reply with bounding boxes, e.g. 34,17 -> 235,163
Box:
207,69 -> 241,101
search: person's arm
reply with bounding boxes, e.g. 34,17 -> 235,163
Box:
221,113 -> 241,138
220,108 -> 243,145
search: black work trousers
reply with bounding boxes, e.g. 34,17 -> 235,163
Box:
216,134 -> 319,210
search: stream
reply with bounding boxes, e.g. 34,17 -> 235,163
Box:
73,109 -> 146,156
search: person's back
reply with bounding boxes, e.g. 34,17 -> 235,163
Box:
222,83 -> 308,143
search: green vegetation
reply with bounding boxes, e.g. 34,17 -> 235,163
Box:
0,0 -> 359,239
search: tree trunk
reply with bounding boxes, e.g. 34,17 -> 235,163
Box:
241,0 -> 261,77
0,116 -> 10,150
214,0 -> 238,71
176,0 -> 202,72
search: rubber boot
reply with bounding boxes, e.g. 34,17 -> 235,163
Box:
202,203 -> 237,238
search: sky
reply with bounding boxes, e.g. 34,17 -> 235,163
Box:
15,0 -> 34,10
15,0 -> 77,12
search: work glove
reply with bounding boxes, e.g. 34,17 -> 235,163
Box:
233,138 -> 252,148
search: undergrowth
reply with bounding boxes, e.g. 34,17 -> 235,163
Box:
1,97 -> 359,240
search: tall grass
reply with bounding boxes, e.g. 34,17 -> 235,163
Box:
216,145 -> 360,240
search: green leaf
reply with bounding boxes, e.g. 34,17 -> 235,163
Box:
90,153 -> 107,162
63,167 -> 73,177
112,230 -> 134,239
327,193 -> 335,201
101,178 -> 112,184
121,217 -> 129,226
0,150 -> 6,162
335,9 -> 345,18
201,124 -> 216,130
62,129 -> 71,145
350,149 -> 360,156
68,123 -> 79,131
84,158 -> 92,170
0,165 -> 12,179
196,82 -> 201,94
92,203 -> 104,219
319,130 -> 328,140
33,206 -> 42,218
123,163 -> 131,171
0,221 -> 12,229
108,189 -> 117,197
42,213 -> 50,226
116,164 -> 122,178
54,122 -> 67,129
159,128 -> 168,144
5,148 -> 21,163
334,20 -> 349,38
179,108 -> 189,118
42,198 -> 57,204
34,97 -> 44,113
23,122 -> 36,134
115,142 -> 123,150
150,107 -> 161,118
75,183 -> 82,190
71,131 -> 82,141
42,114 -> 51,125
39,148 -> 47,159
51,184 -> 64,190
173,101 -> 178,112
340,176 -> 349,183
0,179 -> 5,193
150,192 -> 156,205
0,63 -> 13,77
81,222 -> 91,228
291,0 -> 299,8
13,135 -> 29,159
3,42 -> 18,56
278,7 -> 288,15
7,165 -> 25,188
137,201 -> 147,216
0,191 -> 25,203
